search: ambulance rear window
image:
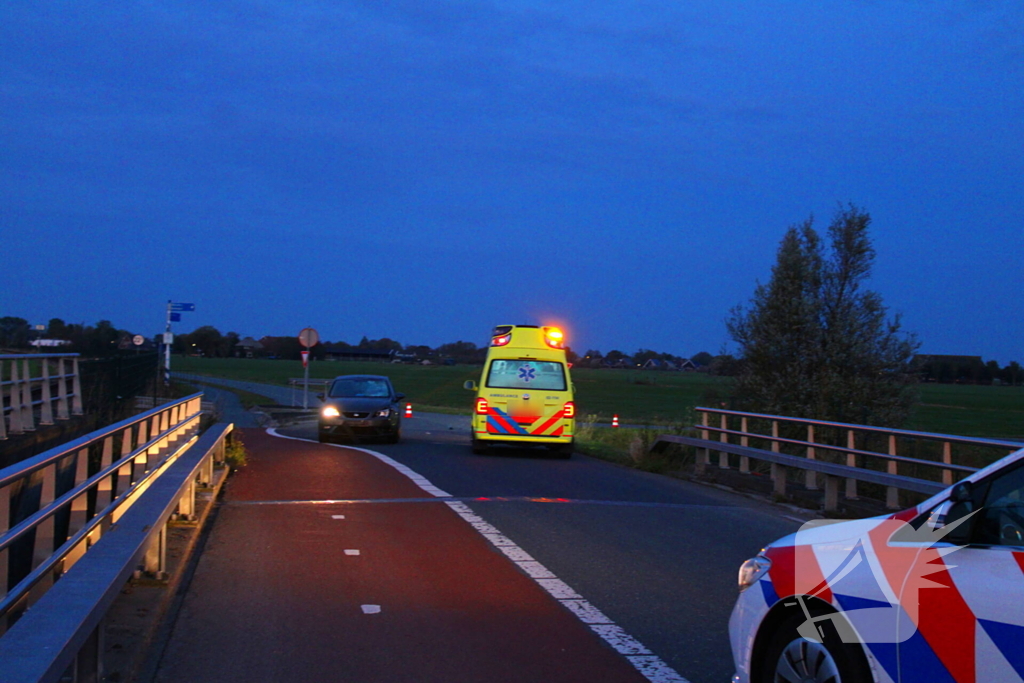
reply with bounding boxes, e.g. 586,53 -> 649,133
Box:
486,360 -> 567,391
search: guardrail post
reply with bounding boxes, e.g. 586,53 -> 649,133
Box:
770,420 -> 781,488
718,414 -> 729,469
33,464 -> 57,568
886,435 -> 900,509
806,424 -> 818,490
57,358 -> 70,420
942,441 -> 953,486
739,417 -> 750,473
40,358 -> 54,426
117,426 -> 135,499
8,362 -> 23,435
774,464 -> 787,498
96,437 -> 114,512
71,357 -> 84,416
142,525 -> 168,580
696,412 -> 709,474
134,420 -> 150,481
845,430 -> 858,499
69,448 -> 90,535
20,360 -> 35,431
177,476 -> 196,521
0,483 -> 9,600
824,475 -> 839,512
71,624 -> 103,683
0,361 -> 6,441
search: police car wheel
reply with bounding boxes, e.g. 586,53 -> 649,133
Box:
760,613 -> 871,683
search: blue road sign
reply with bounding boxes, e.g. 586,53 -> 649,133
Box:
170,303 -> 196,312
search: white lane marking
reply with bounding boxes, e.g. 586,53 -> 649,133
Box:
444,500 -> 691,683
264,429 -> 690,683
332,514 -> 346,520
266,428 -> 453,498
345,549 -> 361,556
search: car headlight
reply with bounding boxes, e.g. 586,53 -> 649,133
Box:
375,408 -> 391,418
322,406 -> 341,418
738,555 -> 772,592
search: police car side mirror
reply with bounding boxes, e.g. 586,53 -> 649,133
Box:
464,380 -> 477,391
950,480 -> 973,504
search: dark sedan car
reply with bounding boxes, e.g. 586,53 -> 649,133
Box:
318,375 -> 405,444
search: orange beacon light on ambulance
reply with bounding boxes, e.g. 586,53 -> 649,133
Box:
463,325 -> 575,457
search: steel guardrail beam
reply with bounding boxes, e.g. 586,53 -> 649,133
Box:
654,435 -> 948,495
0,423 -> 233,683
694,406 -> 1024,449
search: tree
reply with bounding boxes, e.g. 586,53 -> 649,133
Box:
727,205 -> 919,427
691,351 -> 714,367
0,316 -> 31,348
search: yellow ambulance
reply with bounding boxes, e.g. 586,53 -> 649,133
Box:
464,325 -> 575,457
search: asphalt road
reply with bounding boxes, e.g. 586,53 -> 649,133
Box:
153,411 -> 806,683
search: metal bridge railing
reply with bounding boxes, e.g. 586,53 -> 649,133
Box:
0,406 -> 233,683
0,393 -> 205,633
653,407 -> 1022,512
0,354 -> 84,439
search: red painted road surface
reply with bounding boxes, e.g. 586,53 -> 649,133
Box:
155,429 -> 650,682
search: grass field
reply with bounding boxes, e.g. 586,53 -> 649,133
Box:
175,357 -> 1023,438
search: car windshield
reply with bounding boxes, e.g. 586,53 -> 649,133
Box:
329,378 -> 391,398
486,360 -> 566,391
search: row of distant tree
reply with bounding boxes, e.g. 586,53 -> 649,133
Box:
2,314 -> 1019,390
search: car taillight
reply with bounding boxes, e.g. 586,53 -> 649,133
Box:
475,397 -> 489,414
491,334 -> 511,347
563,401 -> 575,418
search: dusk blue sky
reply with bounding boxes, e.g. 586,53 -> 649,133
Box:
2,2 -> 1021,362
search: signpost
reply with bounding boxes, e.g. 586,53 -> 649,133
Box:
164,301 -> 195,386
298,327 -> 320,409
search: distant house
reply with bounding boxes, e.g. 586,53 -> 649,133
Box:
642,358 -> 677,371
678,359 -> 698,372
235,337 -> 264,358
323,347 -> 396,362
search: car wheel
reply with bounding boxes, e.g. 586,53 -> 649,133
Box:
318,433 -> 332,444
385,429 -> 400,444
471,437 -> 489,455
760,612 -> 871,683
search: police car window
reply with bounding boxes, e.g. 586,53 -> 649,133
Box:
329,379 -> 390,398
973,463 -> 1024,547
486,360 -> 566,391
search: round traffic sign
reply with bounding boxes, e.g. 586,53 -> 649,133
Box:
133,335 -> 145,346
298,327 -> 320,348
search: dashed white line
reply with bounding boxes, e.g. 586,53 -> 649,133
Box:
265,428 -> 691,683
332,514 -> 346,520
345,549 -> 361,556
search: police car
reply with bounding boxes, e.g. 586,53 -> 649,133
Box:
729,445 -> 1024,683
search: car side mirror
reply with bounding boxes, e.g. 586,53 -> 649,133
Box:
464,380 -> 477,391
316,393 -> 325,401
395,393 -> 406,402
950,480 -> 973,503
